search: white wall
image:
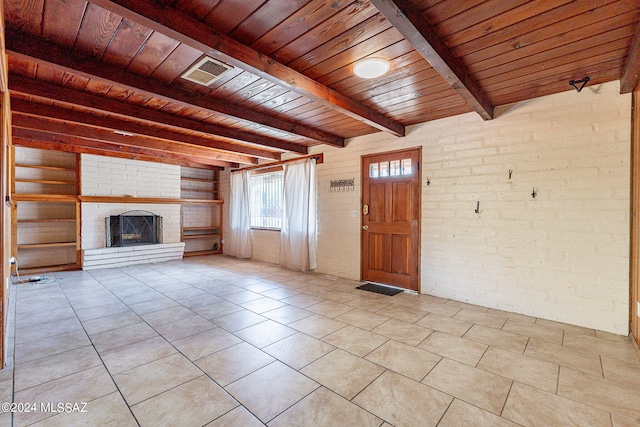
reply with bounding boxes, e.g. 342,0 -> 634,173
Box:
230,81 -> 631,334
80,155 -> 182,250
81,154 -> 180,198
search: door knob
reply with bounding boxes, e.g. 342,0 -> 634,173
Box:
362,225 -> 369,230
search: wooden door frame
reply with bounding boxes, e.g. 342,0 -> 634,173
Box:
360,147 -> 421,292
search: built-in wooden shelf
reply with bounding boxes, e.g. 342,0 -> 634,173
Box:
13,194 -> 78,202
182,233 -> 220,240
79,195 -> 223,204
13,194 -> 225,204
79,195 -> 178,204
16,179 -> 76,185
182,249 -> 222,257
180,188 -> 216,194
181,177 -> 219,184
180,199 -> 223,204
18,218 -> 76,223
18,242 -> 77,249
17,263 -> 79,275
12,148 -> 81,274
183,226 -> 220,232
180,166 -> 223,257
15,164 -> 76,172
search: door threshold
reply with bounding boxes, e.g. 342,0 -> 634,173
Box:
364,281 -> 418,295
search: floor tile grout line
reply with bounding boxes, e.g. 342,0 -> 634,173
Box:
257,374 -> 319,425
87,267 -> 249,426
57,271 -> 144,427
8,258 -> 639,426
220,319 -> 410,425
92,264 -> 334,425
6,280 -> 19,427
434,396 -> 456,426
498,379 -> 515,418
9,276 -> 129,425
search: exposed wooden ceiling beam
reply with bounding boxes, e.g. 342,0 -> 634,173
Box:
90,0 -> 405,137
370,0 -> 494,120
5,30 -> 344,147
620,19 -> 640,93
12,115 -> 249,167
11,98 -> 277,162
9,76 -> 306,155
13,129 -> 236,169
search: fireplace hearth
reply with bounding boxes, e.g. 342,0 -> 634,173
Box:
106,210 -> 162,247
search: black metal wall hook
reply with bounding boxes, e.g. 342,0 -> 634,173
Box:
475,201 -> 480,214
569,76 -> 590,92
531,187 -> 537,199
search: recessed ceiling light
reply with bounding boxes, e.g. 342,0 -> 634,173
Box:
354,58 -> 390,79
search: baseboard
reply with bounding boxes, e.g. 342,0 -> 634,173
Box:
631,333 -> 640,362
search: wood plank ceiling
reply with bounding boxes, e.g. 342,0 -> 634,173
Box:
4,0 -> 640,169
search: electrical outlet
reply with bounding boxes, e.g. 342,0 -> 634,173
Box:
351,210 -> 358,218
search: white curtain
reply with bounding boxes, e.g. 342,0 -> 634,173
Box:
227,170 -> 252,259
280,158 -> 317,271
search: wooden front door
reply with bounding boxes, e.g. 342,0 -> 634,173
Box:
361,148 -> 420,291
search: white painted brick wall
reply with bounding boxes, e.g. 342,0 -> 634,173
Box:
15,147 -> 76,169
15,148 -> 77,195
181,204 -> 219,226
81,154 -> 180,198
80,155 -> 182,250
182,203 -> 221,253
18,246 -> 76,269
235,81 -> 630,334
249,229 -> 281,264
83,243 -> 185,269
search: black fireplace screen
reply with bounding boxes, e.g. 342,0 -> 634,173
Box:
106,210 -> 163,247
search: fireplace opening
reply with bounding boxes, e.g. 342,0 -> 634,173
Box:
106,210 -> 163,247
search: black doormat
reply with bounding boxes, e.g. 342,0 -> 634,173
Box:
356,283 -> 404,296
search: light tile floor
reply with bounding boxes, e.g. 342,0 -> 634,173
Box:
1,255 -> 640,426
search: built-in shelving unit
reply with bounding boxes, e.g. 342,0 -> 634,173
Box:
11,147 -> 81,274
180,167 -> 223,257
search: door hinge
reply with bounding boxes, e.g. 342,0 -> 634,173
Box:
417,161 -> 420,171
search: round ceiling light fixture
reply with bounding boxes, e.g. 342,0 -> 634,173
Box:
353,58 -> 390,79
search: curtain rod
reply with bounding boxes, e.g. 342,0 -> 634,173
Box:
232,153 -> 323,173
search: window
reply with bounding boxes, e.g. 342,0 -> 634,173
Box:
369,158 -> 413,178
249,170 -> 283,229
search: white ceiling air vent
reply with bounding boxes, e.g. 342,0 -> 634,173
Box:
181,57 -> 233,86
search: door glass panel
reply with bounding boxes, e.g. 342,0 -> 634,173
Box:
379,161 -> 389,177
390,160 -> 400,176
401,158 -> 412,175
369,163 -> 379,178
